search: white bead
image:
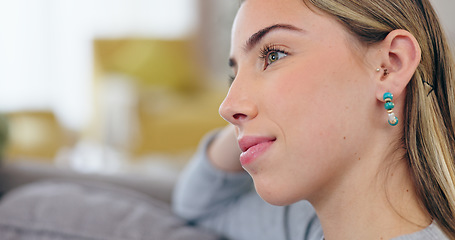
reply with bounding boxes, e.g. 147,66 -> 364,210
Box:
388,113 -> 397,123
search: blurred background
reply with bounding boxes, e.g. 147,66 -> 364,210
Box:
0,0 -> 241,175
0,0 -> 453,176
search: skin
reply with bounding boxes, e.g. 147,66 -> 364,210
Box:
209,0 -> 431,239
223,0 -> 377,206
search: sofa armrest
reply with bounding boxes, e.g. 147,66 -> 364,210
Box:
0,161 -> 177,203
0,180 -> 222,240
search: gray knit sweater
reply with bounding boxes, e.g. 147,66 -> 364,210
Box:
172,131 -> 449,240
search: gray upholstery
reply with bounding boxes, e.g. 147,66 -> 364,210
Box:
0,180 -> 222,240
0,162 -> 176,203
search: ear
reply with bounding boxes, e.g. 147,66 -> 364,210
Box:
374,29 -> 421,101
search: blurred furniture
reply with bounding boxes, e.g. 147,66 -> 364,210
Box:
0,38 -> 228,240
93,39 -> 227,158
0,123 -> 221,239
4,111 -> 70,162
0,160 -> 223,240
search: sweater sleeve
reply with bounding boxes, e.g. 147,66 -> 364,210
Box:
172,130 -> 253,221
172,130 -> 323,240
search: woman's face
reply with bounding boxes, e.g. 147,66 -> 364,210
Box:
220,0 -> 379,205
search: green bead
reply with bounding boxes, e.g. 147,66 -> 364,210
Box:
383,92 -> 393,101
388,117 -> 398,126
385,101 -> 395,110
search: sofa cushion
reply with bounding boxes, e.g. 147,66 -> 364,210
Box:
0,180 -> 222,240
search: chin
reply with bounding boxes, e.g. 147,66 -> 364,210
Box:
253,179 -> 302,206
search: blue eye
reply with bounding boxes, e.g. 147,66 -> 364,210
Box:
267,51 -> 287,65
260,45 -> 288,70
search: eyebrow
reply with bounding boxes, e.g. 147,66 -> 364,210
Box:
229,23 -> 304,68
245,24 -> 304,52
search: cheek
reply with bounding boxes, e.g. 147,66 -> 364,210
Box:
266,45 -> 370,131
258,53 -> 370,190
265,60 -> 348,133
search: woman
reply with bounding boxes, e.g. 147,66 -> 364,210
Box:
173,0 -> 455,239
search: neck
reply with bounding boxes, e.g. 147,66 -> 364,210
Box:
311,151 -> 431,240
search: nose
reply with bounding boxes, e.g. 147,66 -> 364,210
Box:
219,78 -> 258,126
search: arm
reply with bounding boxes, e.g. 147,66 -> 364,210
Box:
207,124 -> 243,172
172,126 -> 252,221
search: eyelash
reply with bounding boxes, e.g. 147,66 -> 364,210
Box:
228,44 -> 288,84
259,44 -> 289,69
229,75 -> 235,85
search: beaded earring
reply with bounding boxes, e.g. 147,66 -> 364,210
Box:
383,92 -> 398,126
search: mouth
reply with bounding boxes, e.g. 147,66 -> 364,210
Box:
238,136 -> 276,165
238,136 -> 276,152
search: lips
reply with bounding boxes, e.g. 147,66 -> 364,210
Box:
238,136 -> 276,165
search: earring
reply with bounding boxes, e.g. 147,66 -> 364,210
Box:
383,92 -> 398,126
376,67 -> 389,76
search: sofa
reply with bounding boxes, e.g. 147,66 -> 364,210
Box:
0,161 -> 223,240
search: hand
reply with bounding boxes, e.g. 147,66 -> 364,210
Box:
208,125 -> 244,172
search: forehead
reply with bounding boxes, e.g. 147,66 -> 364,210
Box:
234,0 -> 306,34
231,0 -> 339,53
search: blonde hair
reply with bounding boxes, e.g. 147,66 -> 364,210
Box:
304,0 -> 455,237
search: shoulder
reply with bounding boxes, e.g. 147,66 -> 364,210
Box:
392,221 -> 450,240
